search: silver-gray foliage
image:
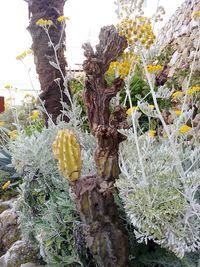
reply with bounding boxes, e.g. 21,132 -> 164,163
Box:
9,120 -> 95,266
116,130 -> 200,258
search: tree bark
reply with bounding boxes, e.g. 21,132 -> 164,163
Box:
74,25 -> 129,267
27,0 -> 70,123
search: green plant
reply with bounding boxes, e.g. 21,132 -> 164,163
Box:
68,78 -> 89,131
23,119 -> 45,136
5,1 -> 200,266
0,97 -> 38,131
122,72 -> 152,106
0,149 -> 21,200
155,45 -> 175,65
10,110 -> 96,266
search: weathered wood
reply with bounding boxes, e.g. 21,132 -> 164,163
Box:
27,0 -> 70,123
74,25 -> 129,267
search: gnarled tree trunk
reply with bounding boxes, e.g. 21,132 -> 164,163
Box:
27,0 -> 70,123
74,25 -> 130,267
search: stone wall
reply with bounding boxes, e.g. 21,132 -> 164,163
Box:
156,0 -> 200,74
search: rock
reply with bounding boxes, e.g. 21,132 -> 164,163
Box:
168,66 -> 176,77
179,25 -> 190,36
168,51 -> 180,67
190,29 -> 198,41
0,209 -> 20,256
193,38 -> 200,49
193,114 -> 200,127
190,20 -> 199,30
189,49 -> 196,60
0,240 -> 39,267
0,199 -> 16,213
193,60 -> 200,71
173,31 -> 180,40
182,48 -> 189,60
156,0 -> 199,72
0,203 -> 10,214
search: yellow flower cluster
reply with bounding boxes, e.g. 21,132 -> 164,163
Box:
36,18 -> 53,27
174,110 -> 182,116
192,11 -> 200,20
172,91 -> 184,99
126,106 -> 138,116
8,130 -> 18,140
149,130 -> 156,138
29,110 -> 39,121
0,121 -> 5,127
117,17 -> 156,49
147,64 -> 163,73
149,104 -> 155,109
24,93 -> 33,98
4,84 -> 12,89
187,86 -> 200,94
57,15 -> 69,22
16,49 -> 33,60
107,52 -> 139,78
179,125 -> 192,134
2,180 -> 10,190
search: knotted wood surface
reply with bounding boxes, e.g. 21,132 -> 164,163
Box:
74,25 -> 130,267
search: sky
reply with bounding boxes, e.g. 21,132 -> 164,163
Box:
0,0 -> 185,101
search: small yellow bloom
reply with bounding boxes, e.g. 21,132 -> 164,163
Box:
147,65 -> 163,73
4,84 -> 12,89
36,18 -> 53,27
24,93 -> 32,98
192,11 -> 200,20
126,106 -> 138,116
16,50 -> 32,60
36,18 -> 45,26
16,51 -> 26,60
149,104 -> 155,109
187,86 -> 200,94
29,110 -> 39,120
187,88 -> 196,94
138,16 -> 146,22
26,49 -> 33,54
16,55 -> 22,60
172,91 -> 184,99
175,110 -> 182,116
0,121 -> 5,127
57,15 -> 69,22
47,20 -> 53,26
8,130 -> 18,140
179,125 -> 192,134
2,180 -> 11,190
193,86 -> 200,91
163,132 -> 168,138
149,130 -> 156,138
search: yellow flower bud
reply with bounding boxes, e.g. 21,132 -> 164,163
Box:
179,125 -> 192,134
2,181 -> 11,190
